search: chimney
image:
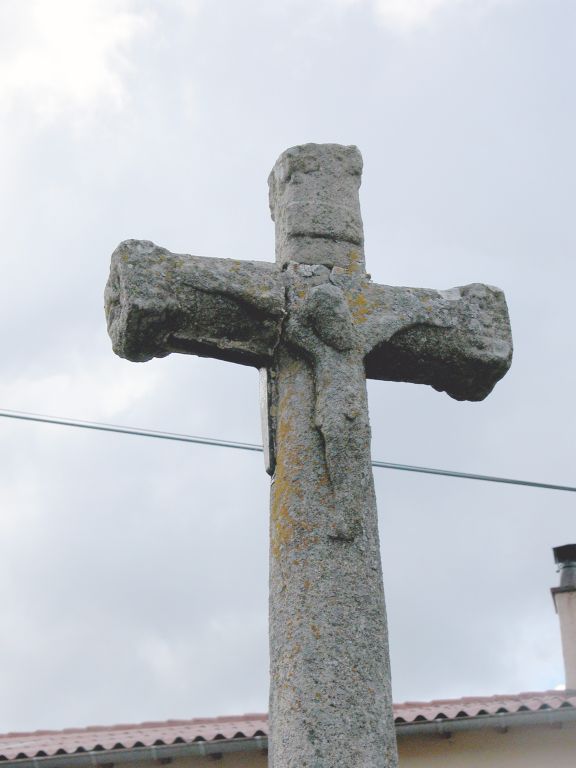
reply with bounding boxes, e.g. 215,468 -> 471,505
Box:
552,544 -> 576,690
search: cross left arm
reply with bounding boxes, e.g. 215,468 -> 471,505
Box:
105,239 -> 286,367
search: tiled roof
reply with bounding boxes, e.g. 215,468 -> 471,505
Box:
1,691 -> 575,761
0,716 -> 269,762
393,690 -> 576,723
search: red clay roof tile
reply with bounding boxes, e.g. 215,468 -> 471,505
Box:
0,692 -> 574,760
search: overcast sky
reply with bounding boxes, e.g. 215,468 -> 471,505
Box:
0,0 -> 574,734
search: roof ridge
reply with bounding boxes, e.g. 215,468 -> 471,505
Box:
395,689 -> 570,708
2,691 -> 574,742
0,714 -> 269,741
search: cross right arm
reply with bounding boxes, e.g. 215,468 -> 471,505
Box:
355,279 -> 513,401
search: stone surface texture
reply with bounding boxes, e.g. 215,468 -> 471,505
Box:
268,143 -> 365,270
105,240 -> 285,367
104,143 -> 513,768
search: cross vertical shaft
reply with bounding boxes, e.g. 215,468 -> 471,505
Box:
267,145 -> 397,767
269,348 -> 397,767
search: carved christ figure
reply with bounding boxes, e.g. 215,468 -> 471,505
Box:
105,144 -> 512,768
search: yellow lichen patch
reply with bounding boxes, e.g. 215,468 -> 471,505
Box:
347,290 -> 370,324
271,496 -> 295,561
271,368 -> 320,560
346,250 -> 362,275
271,412 -> 298,560
290,643 -> 301,658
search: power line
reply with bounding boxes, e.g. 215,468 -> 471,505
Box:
0,407 -> 574,494
0,408 -> 262,452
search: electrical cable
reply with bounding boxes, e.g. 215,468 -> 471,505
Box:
0,407 -> 574,493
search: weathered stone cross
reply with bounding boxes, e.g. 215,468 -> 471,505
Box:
105,143 -> 512,768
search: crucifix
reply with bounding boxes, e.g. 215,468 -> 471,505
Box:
105,143 -> 512,768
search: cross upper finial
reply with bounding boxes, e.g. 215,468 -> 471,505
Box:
268,143 -> 365,271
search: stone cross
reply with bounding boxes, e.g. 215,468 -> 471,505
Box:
105,143 -> 512,768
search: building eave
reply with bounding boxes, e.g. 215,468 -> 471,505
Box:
3,707 -> 576,768
395,705 -> 576,738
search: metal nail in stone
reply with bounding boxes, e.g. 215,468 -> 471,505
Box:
105,143 -> 513,768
